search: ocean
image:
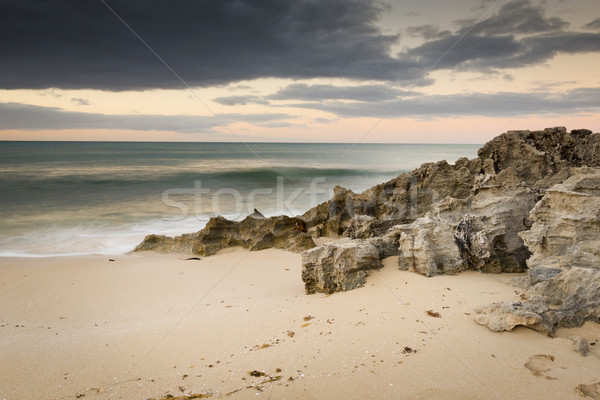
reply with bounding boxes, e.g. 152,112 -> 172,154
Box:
0,141 -> 480,257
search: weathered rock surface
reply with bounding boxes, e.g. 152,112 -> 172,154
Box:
474,301 -> 545,332
301,240 -> 382,294
475,267 -> 600,334
476,168 -> 600,334
392,181 -> 537,276
303,127 -> 600,242
135,215 -> 315,256
300,127 -> 599,285
519,168 -> 600,271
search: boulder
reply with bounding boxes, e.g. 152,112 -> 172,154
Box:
301,240 -> 382,294
474,301 -> 545,332
394,215 -> 464,276
475,267 -> 600,334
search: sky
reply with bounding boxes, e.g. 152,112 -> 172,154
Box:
0,0 -> 599,143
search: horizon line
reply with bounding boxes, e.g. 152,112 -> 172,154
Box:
0,139 -> 484,145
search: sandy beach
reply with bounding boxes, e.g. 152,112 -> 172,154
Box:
2,0 -> 600,397
1,248 -> 599,400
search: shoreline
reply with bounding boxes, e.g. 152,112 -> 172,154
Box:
1,250 -> 599,399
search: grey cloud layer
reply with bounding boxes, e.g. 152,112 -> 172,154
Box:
266,84 -> 408,102
281,87 -> 600,118
4,86 -> 598,133
0,0 -> 598,90
0,103 -> 294,133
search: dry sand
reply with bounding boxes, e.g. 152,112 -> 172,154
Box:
1,249 -> 599,400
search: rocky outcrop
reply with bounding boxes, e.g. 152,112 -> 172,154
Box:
300,128 -> 599,286
301,158 -> 481,239
134,233 -> 197,254
302,127 -> 599,243
137,127 -> 600,322
519,168 -> 600,271
135,214 -> 315,256
301,240 -> 382,294
475,168 -> 600,334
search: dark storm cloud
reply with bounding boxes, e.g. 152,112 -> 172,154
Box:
284,87 -> 600,118
401,0 -> 598,75
1,0 -> 599,91
0,0 -> 414,90
0,102 -> 293,133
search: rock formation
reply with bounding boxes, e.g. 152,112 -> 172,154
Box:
519,168 -> 600,271
137,127 -> 600,326
301,240 -> 382,294
136,214 -> 315,256
300,127 -> 600,295
475,267 -> 600,334
302,127 -> 598,241
474,168 -> 600,334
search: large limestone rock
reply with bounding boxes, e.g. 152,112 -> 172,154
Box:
477,127 -> 600,186
519,168 -> 600,271
301,240 -> 382,294
475,169 -> 600,334
394,214 -> 464,277
135,214 -> 315,256
473,301 -> 544,332
302,127 -> 600,243
393,181 -> 536,276
301,128 -> 599,285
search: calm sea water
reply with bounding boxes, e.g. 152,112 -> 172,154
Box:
0,141 -> 480,256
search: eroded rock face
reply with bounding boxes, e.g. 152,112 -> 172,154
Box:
475,169 -> 600,334
301,240 -> 382,294
475,267 -> 600,334
302,127 -> 600,242
395,214 -> 464,277
519,168 -> 600,271
135,215 -> 315,256
134,233 -> 197,254
301,127 -> 599,284
393,182 -> 536,276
